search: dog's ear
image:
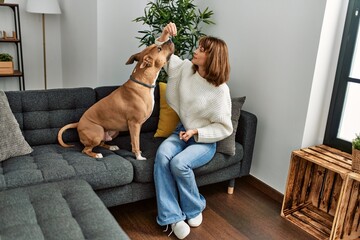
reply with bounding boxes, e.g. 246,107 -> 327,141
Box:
126,52 -> 141,65
139,55 -> 154,69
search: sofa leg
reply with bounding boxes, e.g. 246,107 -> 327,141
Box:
227,179 -> 235,194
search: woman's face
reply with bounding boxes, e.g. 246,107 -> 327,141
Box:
191,46 -> 207,67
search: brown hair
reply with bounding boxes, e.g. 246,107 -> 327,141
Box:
193,36 -> 230,86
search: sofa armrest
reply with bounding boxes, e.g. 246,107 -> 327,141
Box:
235,110 -> 258,176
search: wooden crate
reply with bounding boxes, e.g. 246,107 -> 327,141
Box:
331,172 -> 360,240
281,145 -> 352,240
0,61 -> 14,74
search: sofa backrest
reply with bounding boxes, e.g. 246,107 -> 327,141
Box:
94,85 -> 160,133
6,87 -> 96,146
6,85 -> 161,146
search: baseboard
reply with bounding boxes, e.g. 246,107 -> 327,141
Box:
243,175 -> 284,203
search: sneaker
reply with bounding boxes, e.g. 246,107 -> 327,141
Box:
187,213 -> 203,227
170,220 -> 190,239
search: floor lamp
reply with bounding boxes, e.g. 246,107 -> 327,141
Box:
26,0 -> 61,90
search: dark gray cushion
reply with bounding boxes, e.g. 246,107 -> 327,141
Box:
0,143 -> 133,191
0,179 -> 129,240
217,97 -> 246,156
110,132 -> 163,183
110,132 -> 243,183
0,91 -> 33,162
195,142 -> 243,176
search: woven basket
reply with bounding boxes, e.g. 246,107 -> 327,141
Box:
352,148 -> 360,172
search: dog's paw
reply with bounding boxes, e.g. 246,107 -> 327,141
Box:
134,151 -> 146,160
96,153 -> 103,158
109,145 -> 120,151
136,156 -> 147,161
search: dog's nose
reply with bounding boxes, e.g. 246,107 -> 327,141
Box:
164,38 -> 175,54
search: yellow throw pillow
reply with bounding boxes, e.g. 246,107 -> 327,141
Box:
154,82 -> 180,137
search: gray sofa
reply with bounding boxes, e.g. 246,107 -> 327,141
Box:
0,84 -> 257,239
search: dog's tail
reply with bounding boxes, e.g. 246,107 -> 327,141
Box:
58,122 -> 79,148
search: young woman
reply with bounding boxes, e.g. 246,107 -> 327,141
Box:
154,22 -> 232,239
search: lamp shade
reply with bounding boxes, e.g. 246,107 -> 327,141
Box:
26,0 -> 61,14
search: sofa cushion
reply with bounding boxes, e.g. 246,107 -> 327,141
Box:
154,82 -> 180,138
216,96 -> 246,156
110,132 -> 244,183
0,91 -> 33,162
110,132 -> 163,183
0,143 -> 133,191
5,88 -> 96,146
195,142 -> 243,176
0,179 -> 129,240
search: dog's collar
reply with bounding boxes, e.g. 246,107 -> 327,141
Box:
129,75 -> 156,89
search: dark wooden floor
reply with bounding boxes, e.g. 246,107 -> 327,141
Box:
109,176 -> 317,240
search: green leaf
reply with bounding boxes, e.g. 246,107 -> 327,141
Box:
353,133 -> 360,150
0,53 -> 13,61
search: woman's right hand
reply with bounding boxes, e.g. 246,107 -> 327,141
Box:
159,22 -> 177,42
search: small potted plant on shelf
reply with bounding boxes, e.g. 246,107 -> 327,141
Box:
352,133 -> 360,172
0,53 -> 14,74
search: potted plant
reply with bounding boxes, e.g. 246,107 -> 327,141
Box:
352,133 -> 360,172
0,53 -> 14,74
133,0 -> 215,82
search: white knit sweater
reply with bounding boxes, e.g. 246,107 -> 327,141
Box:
163,54 -> 233,143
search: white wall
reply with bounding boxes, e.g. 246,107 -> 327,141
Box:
97,0 -> 149,86
199,0 -> 327,192
0,0 -> 349,193
60,0 -> 97,88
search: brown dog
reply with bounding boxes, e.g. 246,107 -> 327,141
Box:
58,40 -> 174,160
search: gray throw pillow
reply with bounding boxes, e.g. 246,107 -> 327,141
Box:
0,91 -> 33,161
216,96 -> 246,156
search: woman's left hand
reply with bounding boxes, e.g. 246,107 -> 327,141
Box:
179,129 -> 198,142
159,22 -> 177,42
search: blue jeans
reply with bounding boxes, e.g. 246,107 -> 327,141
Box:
154,123 -> 216,226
